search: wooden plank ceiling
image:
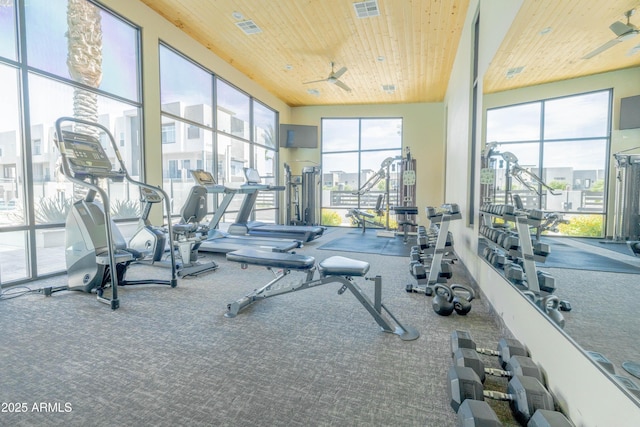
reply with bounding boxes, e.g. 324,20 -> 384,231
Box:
486,0 -> 640,94
139,0 -> 640,107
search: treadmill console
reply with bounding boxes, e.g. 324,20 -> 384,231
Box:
190,169 -> 217,186
244,167 -> 262,184
57,130 -> 124,181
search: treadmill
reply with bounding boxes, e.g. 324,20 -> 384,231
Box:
226,168 -> 325,242
190,169 -> 302,254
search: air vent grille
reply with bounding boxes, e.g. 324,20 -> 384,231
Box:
236,20 -> 262,35
382,84 -> 396,93
354,0 -> 380,18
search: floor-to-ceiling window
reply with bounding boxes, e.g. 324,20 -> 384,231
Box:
485,90 -> 611,237
0,0 -> 141,284
159,44 -> 278,225
321,118 -> 402,226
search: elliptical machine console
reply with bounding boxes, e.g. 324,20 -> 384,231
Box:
54,117 -> 178,309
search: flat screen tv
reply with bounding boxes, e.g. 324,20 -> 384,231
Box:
620,95 -> 640,130
279,124 -> 318,148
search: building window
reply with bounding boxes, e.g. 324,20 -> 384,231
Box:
187,125 -> 200,139
485,89 -> 611,237
162,123 -> 176,144
32,138 -> 41,155
321,118 -> 403,226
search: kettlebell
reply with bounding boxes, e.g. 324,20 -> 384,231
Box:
451,284 -> 475,315
539,295 -> 566,328
432,284 -> 455,316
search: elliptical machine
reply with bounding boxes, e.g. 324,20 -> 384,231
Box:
54,117 -> 178,309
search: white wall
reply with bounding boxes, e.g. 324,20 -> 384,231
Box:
445,1 -> 640,425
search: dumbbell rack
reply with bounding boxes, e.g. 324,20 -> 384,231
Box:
408,204 -> 461,294
479,204 -> 545,293
479,204 -> 571,327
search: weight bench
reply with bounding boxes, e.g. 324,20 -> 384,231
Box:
224,248 -> 419,341
346,194 -> 385,233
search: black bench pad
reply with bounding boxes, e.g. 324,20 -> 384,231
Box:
226,248 -> 315,270
319,256 -> 370,277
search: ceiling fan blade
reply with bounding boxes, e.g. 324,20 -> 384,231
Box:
610,21 -> 634,37
334,80 -> 352,92
303,79 -> 327,85
582,38 -> 622,59
331,66 -> 348,80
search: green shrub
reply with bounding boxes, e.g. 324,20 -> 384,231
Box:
321,209 -> 343,226
557,215 -> 603,237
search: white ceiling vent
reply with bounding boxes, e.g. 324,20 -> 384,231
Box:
354,0 -> 380,18
382,84 -> 396,94
505,66 -> 525,79
236,20 -> 262,35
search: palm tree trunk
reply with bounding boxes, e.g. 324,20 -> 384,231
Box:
66,0 -> 102,138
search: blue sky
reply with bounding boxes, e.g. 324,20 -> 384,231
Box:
0,0 -> 139,101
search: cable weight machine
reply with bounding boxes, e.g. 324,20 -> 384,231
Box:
284,163 -> 321,226
613,151 -> 640,241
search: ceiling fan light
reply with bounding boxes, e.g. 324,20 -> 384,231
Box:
618,31 -> 638,41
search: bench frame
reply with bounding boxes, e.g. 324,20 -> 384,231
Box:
225,250 -> 419,341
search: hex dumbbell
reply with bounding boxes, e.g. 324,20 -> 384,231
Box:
453,347 -> 544,385
448,365 -> 554,425
450,330 -> 528,368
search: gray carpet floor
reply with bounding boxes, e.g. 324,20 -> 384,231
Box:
0,228 -> 521,427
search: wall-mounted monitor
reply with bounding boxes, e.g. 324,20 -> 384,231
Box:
620,95 -> 640,130
279,124 -> 318,148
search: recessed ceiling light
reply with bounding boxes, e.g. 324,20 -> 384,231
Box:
307,89 -> 320,96
232,11 -> 243,20
285,64 -> 293,70
377,56 -> 385,62
539,27 -> 552,35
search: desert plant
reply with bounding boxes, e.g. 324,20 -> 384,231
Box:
110,199 -> 141,219
35,197 -> 73,223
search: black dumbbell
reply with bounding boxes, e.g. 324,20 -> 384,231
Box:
536,271 -> 556,293
453,347 -> 544,385
533,241 -> 551,257
448,365 -> 554,425
456,400 -> 574,427
505,263 -> 525,284
456,400 -> 502,426
450,330 -> 528,368
528,409 -> 575,427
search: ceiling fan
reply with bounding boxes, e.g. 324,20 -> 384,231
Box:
583,9 -> 639,59
303,62 -> 352,92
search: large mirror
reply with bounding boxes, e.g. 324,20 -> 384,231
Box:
480,0 -> 640,403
